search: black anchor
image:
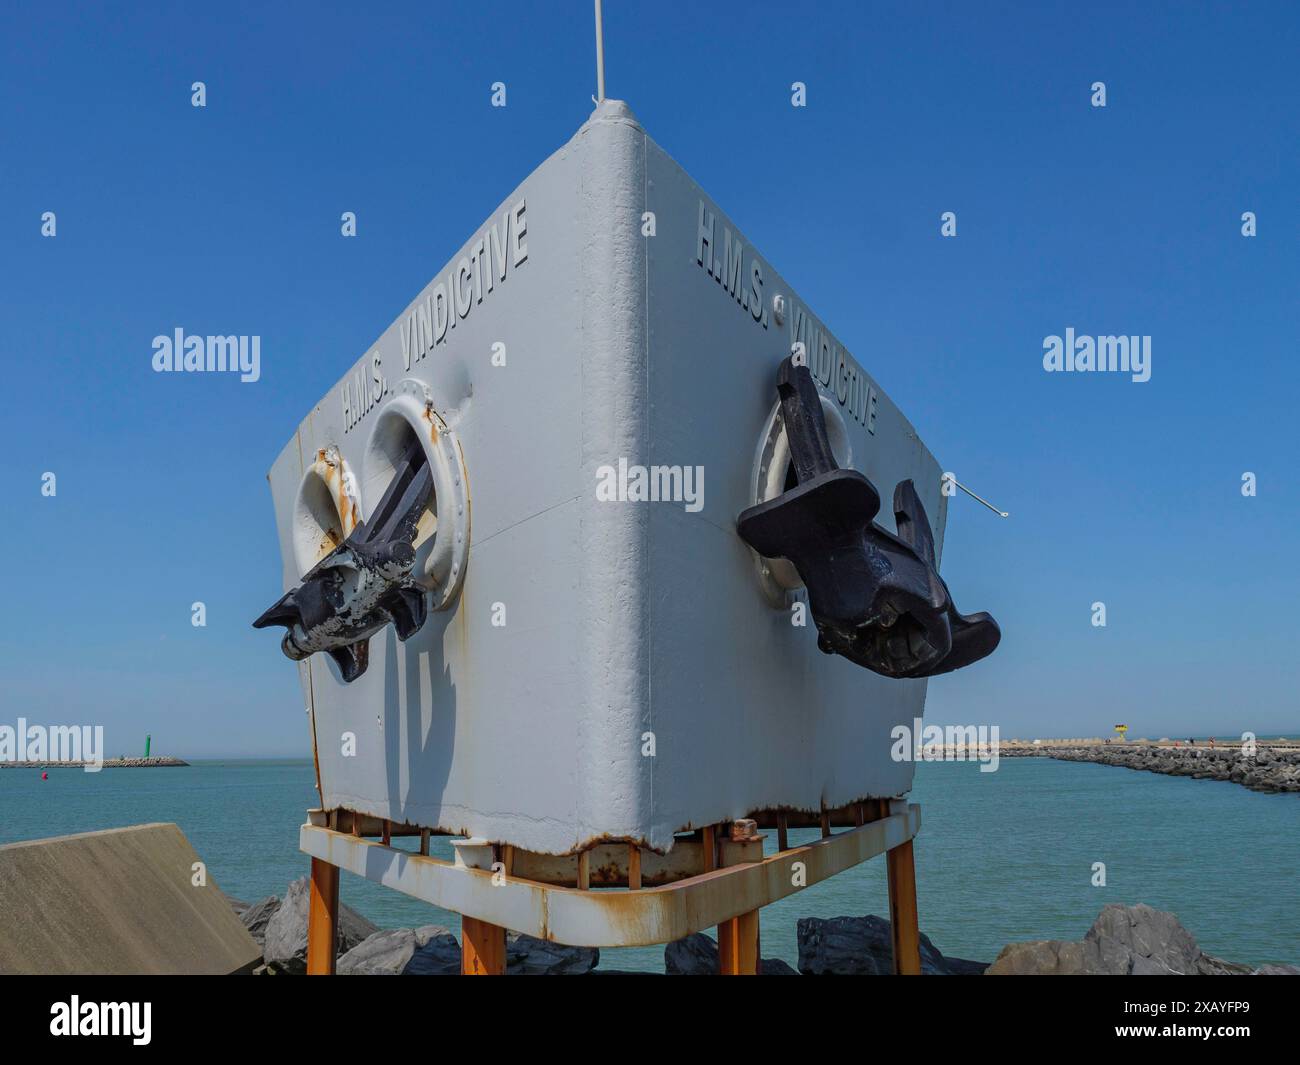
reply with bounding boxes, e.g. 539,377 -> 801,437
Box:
254,434 -> 433,682
737,354 -> 1000,678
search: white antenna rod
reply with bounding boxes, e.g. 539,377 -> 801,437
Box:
594,0 -> 606,102
947,475 -> 1009,518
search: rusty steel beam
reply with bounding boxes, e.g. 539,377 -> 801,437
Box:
700,824 -> 717,872
718,909 -> 760,975
886,838 -> 922,975
748,799 -> 899,830
717,819 -> 763,975
310,808 -> 443,839
461,916 -> 506,975
312,803 -> 907,842
306,857 -> 340,975
506,836 -> 763,888
299,805 -> 920,948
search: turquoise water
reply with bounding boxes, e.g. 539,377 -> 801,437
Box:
2,758 -> 1296,970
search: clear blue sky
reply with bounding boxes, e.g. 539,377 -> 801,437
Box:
2,2 -> 1296,756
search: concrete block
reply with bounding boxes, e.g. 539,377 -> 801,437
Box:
0,823 -> 261,975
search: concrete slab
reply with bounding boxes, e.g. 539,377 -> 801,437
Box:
0,823 -> 261,975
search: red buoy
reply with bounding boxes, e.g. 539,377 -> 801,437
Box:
41,772 -> 48,780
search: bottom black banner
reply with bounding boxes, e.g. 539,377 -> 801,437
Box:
2,973 -> 1290,1050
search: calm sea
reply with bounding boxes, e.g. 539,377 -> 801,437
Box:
2,757 -> 1296,971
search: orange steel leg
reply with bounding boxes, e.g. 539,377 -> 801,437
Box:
712,819 -> 761,975
718,910 -> 760,975
461,916 -> 506,975
886,839 -> 922,975
306,857 -> 340,975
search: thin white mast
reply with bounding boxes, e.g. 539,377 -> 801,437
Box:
594,1 -> 606,102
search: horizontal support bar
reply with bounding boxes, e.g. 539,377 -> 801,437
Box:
299,804 -> 920,947
308,809 -> 449,839
749,799 -> 895,830
508,835 -> 765,887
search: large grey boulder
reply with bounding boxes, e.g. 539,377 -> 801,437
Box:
1251,964 -> 1300,975
664,932 -> 798,975
985,940 -> 1103,975
987,904 -> 1262,975
239,895 -> 281,949
330,926 -> 599,975
407,929 -> 463,974
338,926 -> 460,975
1196,954 -> 1253,976
506,932 -> 598,974
263,877 -> 380,974
797,915 -> 988,975
1087,903 -> 1201,974
665,932 -> 717,974
334,926 -> 598,975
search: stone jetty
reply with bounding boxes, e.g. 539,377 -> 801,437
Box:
1,757 -> 189,768
997,739 -> 1300,793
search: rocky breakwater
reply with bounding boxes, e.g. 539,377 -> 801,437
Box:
226,888 -> 1295,974
1003,741 -> 1300,793
231,878 -> 599,975
2,756 -> 189,768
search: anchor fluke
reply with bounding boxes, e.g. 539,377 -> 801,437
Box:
253,434 -> 435,682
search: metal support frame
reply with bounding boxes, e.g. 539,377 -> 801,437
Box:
301,802 -> 923,975
886,838 -> 922,975
461,915 -> 506,975
305,856 -> 340,975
